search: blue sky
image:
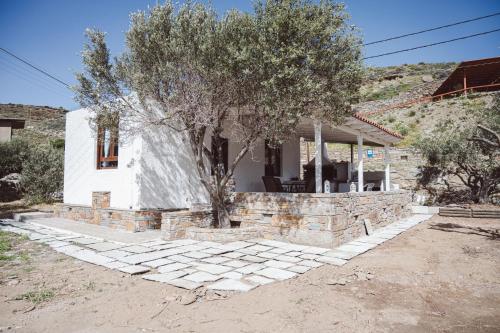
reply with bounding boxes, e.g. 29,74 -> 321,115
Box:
1,0 -> 499,110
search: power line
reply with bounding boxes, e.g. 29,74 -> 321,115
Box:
364,12 -> 500,46
0,47 -> 71,89
0,62 -> 71,98
363,28 -> 500,60
0,53 -> 70,92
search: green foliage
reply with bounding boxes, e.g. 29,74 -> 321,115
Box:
21,145 -> 64,204
408,110 -> 416,117
362,83 -> 411,102
16,289 -> 55,304
0,231 -> 13,261
393,122 -> 409,136
415,94 -> 500,203
0,139 -> 29,178
50,138 -> 65,149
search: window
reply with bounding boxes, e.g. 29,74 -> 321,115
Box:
96,126 -> 119,169
265,140 -> 282,177
211,137 -> 228,176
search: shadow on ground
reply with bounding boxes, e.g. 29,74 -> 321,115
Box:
430,222 -> 500,240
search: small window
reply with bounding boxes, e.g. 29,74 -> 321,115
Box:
265,140 -> 282,177
211,137 -> 228,176
400,155 -> 408,161
96,126 -> 119,169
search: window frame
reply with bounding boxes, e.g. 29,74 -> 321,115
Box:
96,126 -> 119,170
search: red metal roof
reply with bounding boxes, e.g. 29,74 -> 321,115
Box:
433,56 -> 500,96
352,113 -> 404,139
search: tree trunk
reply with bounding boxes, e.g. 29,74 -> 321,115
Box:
477,184 -> 491,204
213,196 -> 231,228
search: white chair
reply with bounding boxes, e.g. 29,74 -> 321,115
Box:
364,183 -> 375,191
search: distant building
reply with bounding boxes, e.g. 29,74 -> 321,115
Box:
433,56 -> 500,98
0,118 -> 25,142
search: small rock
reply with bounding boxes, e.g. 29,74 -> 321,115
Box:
326,277 -> 350,285
179,293 -> 198,305
422,75 -> 433,82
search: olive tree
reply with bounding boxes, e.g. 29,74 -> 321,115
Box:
74,0 -> 362,227
416,94 -> 500,203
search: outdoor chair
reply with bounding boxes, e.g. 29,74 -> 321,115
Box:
364,183 -> 375,191
262,176 -> 285,192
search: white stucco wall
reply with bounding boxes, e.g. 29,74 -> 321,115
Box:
228,136 -> 301,192
63,108 -> 209,210
137,126 -> 210,209
63,108 -> 141,209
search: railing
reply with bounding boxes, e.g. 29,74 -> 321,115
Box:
358,82 -> 500,117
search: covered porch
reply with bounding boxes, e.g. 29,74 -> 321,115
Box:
230,114 -> 403,195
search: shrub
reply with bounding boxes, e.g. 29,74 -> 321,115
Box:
50,138 -> 65,149
394,122 -> 409,136
0,139 -> 29,178
20,145 -> 64,204
408,110 -> 416,117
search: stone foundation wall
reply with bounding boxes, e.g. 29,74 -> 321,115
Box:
229,191 -> 412,248
161,209 -> 213,240
55,192 -> 163,232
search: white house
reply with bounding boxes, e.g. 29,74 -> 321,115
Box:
64,107 -> 403,211
60,106 -> 405,236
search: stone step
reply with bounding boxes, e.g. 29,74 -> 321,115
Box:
13,212 -> 54,222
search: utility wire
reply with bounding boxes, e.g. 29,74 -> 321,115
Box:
364,12 -> 500,46
0,47 -> 71,89
363,28 -> 500,60
0,53 -> 70,92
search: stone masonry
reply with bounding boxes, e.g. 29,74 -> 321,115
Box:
56,192 -> 163,232
229,191 -> 412,248
161,191 -> 412,248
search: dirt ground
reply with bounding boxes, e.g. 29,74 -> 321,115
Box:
0,215 -> 499,333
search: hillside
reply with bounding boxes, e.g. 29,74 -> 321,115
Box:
0,103 -> 66,141
355,62 -> 496,147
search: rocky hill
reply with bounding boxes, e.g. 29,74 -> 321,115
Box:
0,103 -> 66,141
355,62 -> 495,147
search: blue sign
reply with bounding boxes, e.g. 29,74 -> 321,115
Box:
367,149 -> 374,158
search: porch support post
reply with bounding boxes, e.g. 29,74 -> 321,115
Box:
357,135 -> 364,192
463,70 -> 468,97
314,120 -> 322,193
384,145 -> 391,192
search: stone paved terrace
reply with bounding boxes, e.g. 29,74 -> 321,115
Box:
0,214 -> 432,292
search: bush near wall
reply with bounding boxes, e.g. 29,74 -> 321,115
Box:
0,139 -> 64,204
0,139 -> 29,178
20,144 -> 64,204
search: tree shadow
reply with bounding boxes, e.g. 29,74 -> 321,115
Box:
430,222 -> 500,240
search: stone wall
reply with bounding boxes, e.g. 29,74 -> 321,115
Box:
160,191 -> 412,248
161,209 -> 213,240
55,192 -> 163,232
229,191 -> 412,248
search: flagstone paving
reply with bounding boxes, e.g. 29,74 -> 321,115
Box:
0,214 -> 432,293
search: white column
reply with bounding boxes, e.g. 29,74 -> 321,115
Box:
314,120 -> 322,193
384,145 -> 391,192
357,135 -> 364,192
